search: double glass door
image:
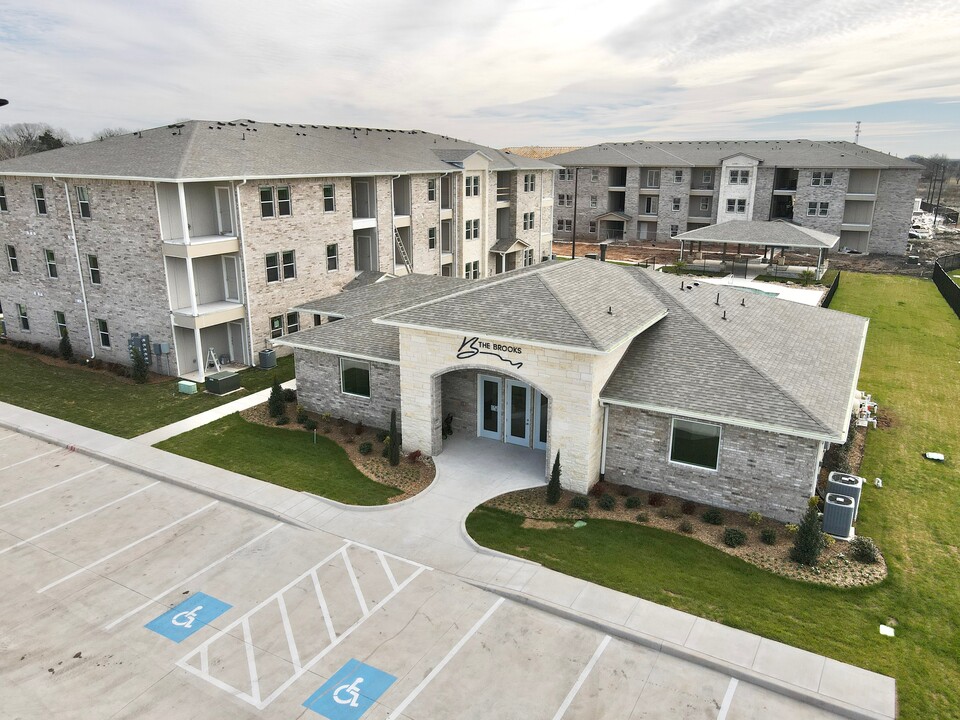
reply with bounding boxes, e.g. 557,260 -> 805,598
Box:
477,375 -> 547,449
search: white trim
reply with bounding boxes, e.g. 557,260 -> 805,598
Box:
271,340 -> 398,366
668,417 -> 722,472
504,378 -> 531,446
477,374 -> 503,440
534,389 -> 548,451
339,357 -> 372,398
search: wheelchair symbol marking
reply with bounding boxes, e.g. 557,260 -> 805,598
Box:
303,659 -> 395,719
145,593 -> 231,643
333,677 -> 363,707
171,605 -> 203,629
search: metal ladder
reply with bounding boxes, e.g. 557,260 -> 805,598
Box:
394,227 -> 413,275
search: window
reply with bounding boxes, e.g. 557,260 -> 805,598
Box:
726,198 -> 746,214
646,169 -> 660,187
465,219 -> 480,239
465,261 -> 480,279
588,221 -> 597,233
76,186 -> 91,218
523,173 -> 536,192
558,193 -> 572,207
670,418 -> 721,470
427,179 -> 436,202
643,196 -> 656,214
589,195 -> 598,208
33,184 -> 47,215
270,315 -> 283,339
428,226 -> 437,249
55,311 -> 67,339
265,253 -> 280,282
44,249 -> 58,278
702,170 -> 712,184
283,250 -> 297,278
341,358 -> 371,398
259,186 -> 274,217
465,175 -> 480,197
671,197 -> 681,212
277,185 -> 292,216
700,197 -> 710,211
812,171 -> 834,187
314,314 -> 323,326
807,201 -> 830,217
6,245 -> 18,273
286,312 -> 300,334
673,169 -> 683,184
0,184 -> 6,212
590,170 -> 599,182
670,224 -> 679,237
522,212 -> 535,230
17,304 -> 29,331
729,169 -> 750,184
322,184 -> 335,212
326,243 -> 338,271
558,169 -> 573,181
88,254 -> 101,285
523,249 -> 534,266
556,218 -> 572,232
96,318 -> 110,348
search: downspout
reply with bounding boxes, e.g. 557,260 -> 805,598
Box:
54,177 -> 96,359
481,169 -> 489,276
235,179 -> 255,366
437,174 -> 445,275
538,168 -> 544,263
599,402 -> 610,481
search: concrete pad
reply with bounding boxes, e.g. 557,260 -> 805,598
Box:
684,617 -> 762,668
632,652 -> 732,719
818,658 -> 897,717
561,636 -> 659,720
570,583 -> 640,626
727,681 -> 846,719
625,597 -> 697,646
518,566 -> 589,607
751,637 -> 826,691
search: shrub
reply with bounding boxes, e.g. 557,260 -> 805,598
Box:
658,507 -> 680,519
388,410 -> 400,466
851,536 -> 880,563
588,480 -> 608,498
359,442 -> 373,455
355,421 -> 364,435
617,485 -> 632,497
790,504 -> 826,566
680,499 -> 697,515
598,493 -> 616,511
546,452 -> 562,505
407,449 -> 422,463
760,528 -> 777,545
625,495 -> 643,509
647,492 -> 665,507
723,528 -> 747,547
304,419 -> 318,431
701,507 -> 723,525
748,511 -> 763,527
296,406 -> 309,424
268,378 -> 284,418
785,523 -> 799,535
635,512 -> 649,523
798,269 -> 816,287
275,415 -> 290,426
679,519 -> 694,534
570,495 -> 589,511
376,429 -> 389,443
131,346 -> 148,384
59,331 -> 74,362
283,388 -> 297,403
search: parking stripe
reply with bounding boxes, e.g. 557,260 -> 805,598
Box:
103,522 -> 284,631
0,433 -> 20,442
0,481 -> 160,556
276,594 -> 302,673
386,597 -> 505,720
717,678 -> 738,720
0,464 -> 107,510
551,634 -> 612,720
0,448 -> 60,473
37,500 -> 219,593
310,569 -> 338,643
341,546 -> 369,616
376,549 -> 399,591
242,618 -> 261,705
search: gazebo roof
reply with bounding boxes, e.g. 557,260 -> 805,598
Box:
674,220 -> 838,249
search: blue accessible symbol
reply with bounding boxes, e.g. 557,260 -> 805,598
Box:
304,659 -> 396,720
145,592 -> 231,643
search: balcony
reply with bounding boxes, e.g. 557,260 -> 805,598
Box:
352,178 -> 377,225
157,181 -> 237,244
162,234 -> 239,259
171,301 -> 245,330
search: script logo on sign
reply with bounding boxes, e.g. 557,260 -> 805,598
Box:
457,336 -> 523,368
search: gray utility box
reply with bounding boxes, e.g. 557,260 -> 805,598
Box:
205,371 -> 240,395
827,471 -> 864,519
259,349 -> 277,369
823,493 -> 856,540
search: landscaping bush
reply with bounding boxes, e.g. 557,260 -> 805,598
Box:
625,495 -> 643,509
701,507 -> 723,525
359,442 -> 373,455
283,388 -> 297,403
598,493 -> 616,511
570,495 -> 589,511
760,528 -> 777,545
304,419 -> 318,431
131,347 -> 148,384
296,406 -> 309,424
275,415 -> 290,426
388,410 -> 400,466
635,512 -> 649,523
851,536 -> 880,563
59,331 -> 74,362
355,421 -> 364,435
546,452 -> 562,505
407,449 -> 422,463
588,480 -> 609,498
723,528 -> 747,547
658,507 -> 680,519
617,485 -> 632,497
647,492 -> 665,507
799,269 -> 816,287
679,519 -> 694,534
680,499 -> 697,515
748,511 -> 763,527
376,429 -> 389,443
268,378 -> 284,418
790,503 -> 826,566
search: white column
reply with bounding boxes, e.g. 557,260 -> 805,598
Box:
194,326 -> 205,382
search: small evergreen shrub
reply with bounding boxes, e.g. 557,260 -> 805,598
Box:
760,528 -> 777,545
59,331 -> 74,362
747,511 -> 763,527
647,492 -> 665,507
304,419 -> 318,431
359,442 -> 373,455
790,504 -> 826,566
680,499 -> 697,515
376,429 -> 389,443
679,519 -> 694,534
388,410 -> 400,466
283,388 -> 297,403
546,452 -> 562,505
569,495 -> 589,510
268,378 -> 284,418
635,512 -> 649,523
131,346 -> 149,384
625,495 -> 643,509
598,493 -> 616,511
275,415 -> 290,426
701,507 -> 724,525
851,536 -> 880,563
296,406 -> 309,424
723,528 -> 747,547
658,508 -> 680,519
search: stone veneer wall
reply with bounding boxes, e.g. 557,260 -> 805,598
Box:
441,369 -> 479,437
294,350 -> 400,432
603,405 -> 821,522
871,168 -> 921,255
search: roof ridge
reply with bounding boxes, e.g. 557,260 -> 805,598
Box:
538,265 -> 605,351
174,122 -> 203,179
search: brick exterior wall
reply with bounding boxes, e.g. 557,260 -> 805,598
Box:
657,169 -> 690,241
603,405 -> 821,522
871,168 -> 920,255
294,350 -> 400,431
793,168 -> 848,234
752,167 -> 775,221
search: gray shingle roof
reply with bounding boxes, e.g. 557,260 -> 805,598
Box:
601,269 -> 868,439
0,120 -> 559,180
674,220 -> 838,249
550,139 -> 921,170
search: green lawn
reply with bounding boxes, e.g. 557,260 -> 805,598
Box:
0,347 -> 294,438
467,273 -> 960,719
155,414 -> 401,505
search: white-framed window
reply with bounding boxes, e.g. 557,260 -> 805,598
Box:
558,169 -> 573,181
17,304 -> 29,331
589,195 -> 597,208
88,254 -> 101,285
259,186 -> 275,217
265,253 -> 280,282
465,218 -> 480,239
700,197 -> 710,211
54,310 -> 67,339
276,185 -> 292,216
76,186 -> 91,218
590,169 -> 599,182
557,218 -> 572,232
283,249 -> 297,278
269,315 -> 283,339
465,260 -> 480,279
326,243 -> 338,271
588,220 -> 597,233
428,226 -> 437,249
811,171 -> 834,187
646,169 -> 660,187
427,179 -> 436,201
6,244 -> 18,273
33,184 -> 47,215
643,196 -> 656,214
670,418 -> 721,471
673,169 -> 683,184
671,197 -> 681,212
670,224 -> 679,237
96,318 -> 110,347
726,198 -> 746,213
44,248 -> 58,278
340,358 -> 371,398
523,173 -> 536,192
522,211 -> 535,230
729,169 -> 750,184
286,311 -> 300,334
523,249 -> 534,266
465,175 -> 480,197
702,170 -> 712,184
0,184 -> 6,212
322,184 -> 335,212
558,193 -> 572,207
807,201 -> 830,217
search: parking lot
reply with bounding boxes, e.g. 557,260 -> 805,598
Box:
0,431 -> 848,719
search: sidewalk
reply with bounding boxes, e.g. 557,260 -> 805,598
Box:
0,402 -> 896,720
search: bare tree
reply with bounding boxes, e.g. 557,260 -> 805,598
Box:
0,123 -> 75,160
90,127 -> 130,140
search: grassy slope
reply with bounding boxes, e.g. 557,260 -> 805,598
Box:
156,414 -> 400,505
0,349 -> 294,438
467,273 -> 960,719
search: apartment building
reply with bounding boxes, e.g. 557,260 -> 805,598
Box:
0,121 -> 556,378
549,140 -> 922,255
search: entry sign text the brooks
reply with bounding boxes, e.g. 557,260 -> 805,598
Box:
457,336 -> 523,368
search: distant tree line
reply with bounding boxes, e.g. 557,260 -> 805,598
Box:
907,153 -> 960,184
0,123 -> 131,161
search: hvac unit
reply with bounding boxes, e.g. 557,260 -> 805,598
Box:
823,493 -> 856,540
827,472 -> 864,519
258,349 -> 277,369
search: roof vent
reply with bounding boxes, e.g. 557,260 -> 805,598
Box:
607,306 -> 613,315
715,292 -> 721,306
722,310 -> 727,321
741,298 -> 746,307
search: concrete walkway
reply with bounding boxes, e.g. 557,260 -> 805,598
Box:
0,402 -> 896,720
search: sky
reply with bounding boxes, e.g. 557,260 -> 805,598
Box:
1,0 -> 959,157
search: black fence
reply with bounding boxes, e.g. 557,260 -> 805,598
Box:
821,270 -> 842,308
933,253 -> 960,319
